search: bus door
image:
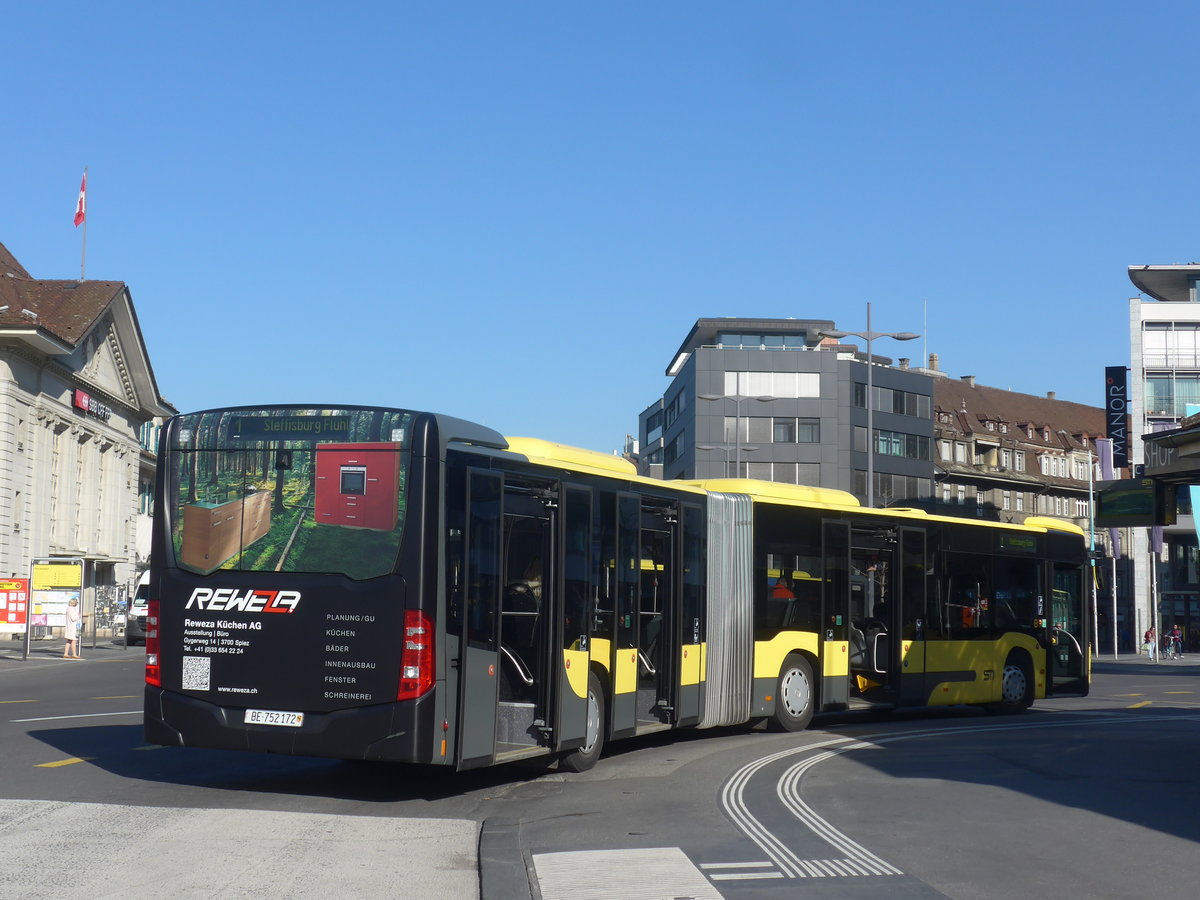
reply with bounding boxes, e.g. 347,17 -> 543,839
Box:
848,526 -> 901,706
635,501 -> 680,729
610,493 -> 641,739
821,520 -> 851,709
555,485 -> 592,751
495,480 -> 557,757
1048,562 -> 1088,695
457,470 -> 502,768
896,527 -> 927,705
675,502 -> 705,726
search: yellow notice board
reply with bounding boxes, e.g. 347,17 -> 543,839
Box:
32,560 -> 83,590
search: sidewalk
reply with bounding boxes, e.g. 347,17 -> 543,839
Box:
0,633 -> 140,665
1091,650 -> 1200,674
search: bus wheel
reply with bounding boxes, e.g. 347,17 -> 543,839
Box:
769,654 -> 814,732
995,653 -> 1034,713
560,671 -> 605,773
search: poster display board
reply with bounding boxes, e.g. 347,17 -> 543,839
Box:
30,559 -> 83,628
0,579 -> 28,634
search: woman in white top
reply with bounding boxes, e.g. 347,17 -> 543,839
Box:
63,598 -> 82,659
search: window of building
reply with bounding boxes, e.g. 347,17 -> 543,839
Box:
1145,372 -> 1200,417
939,439 -> 952,460
747,416 -> 772,443
854,383 -> 931,418
955,442 -> 967,463
1000,423 -> 1008,434
957,485 -> 966,505
646,410 -> 663,444
1016,492 -> 1024,512
724,370 -> 820,398
717,332 -> 807,349
864,428 -> 930,460
747,461 -> 772,480
664,391 -> 686,428
1143,321 -> 1200,369
767,417 -> 820,443
1002,491 -> 1011,510
942,484 -> 951,503
1001,449 -> 1012,468
1015,452 -> 1025,472
664,434 -> 681,464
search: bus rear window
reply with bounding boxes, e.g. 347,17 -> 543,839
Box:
168,407 -> 412,580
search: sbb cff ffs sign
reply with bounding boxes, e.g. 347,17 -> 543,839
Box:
1105,366 -> 1128,469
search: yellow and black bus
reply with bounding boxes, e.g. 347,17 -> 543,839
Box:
144,405 -> 1089,771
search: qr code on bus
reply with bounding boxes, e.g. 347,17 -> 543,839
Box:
182,656 -> 211,691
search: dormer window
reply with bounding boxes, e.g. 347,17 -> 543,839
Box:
1000,423 -> 1008,434
985,421 -> 994,431
1043,428 -> 1051,441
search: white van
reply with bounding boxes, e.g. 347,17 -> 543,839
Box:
127,572 -> 150,645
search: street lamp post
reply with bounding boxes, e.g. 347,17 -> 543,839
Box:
820,303 -> 919,508
699,394 -> 771,478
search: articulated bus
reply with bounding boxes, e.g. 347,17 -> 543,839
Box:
144,405 -> 1089,771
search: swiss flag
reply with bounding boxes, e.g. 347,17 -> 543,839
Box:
73,171 -> 87,227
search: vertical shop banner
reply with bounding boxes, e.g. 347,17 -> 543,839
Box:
1105,366 -> 1128,469
30,559 -> 83,627
0,579 -> 29,632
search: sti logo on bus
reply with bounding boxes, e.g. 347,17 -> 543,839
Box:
185,588 -> 301,614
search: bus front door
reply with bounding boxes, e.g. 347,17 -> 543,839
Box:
457,470 -> 502,768
554,485 -> 592,752
495,482 -> 557,759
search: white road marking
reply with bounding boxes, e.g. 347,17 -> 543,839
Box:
12,710 -> 141,723
711,711 -> 1200,884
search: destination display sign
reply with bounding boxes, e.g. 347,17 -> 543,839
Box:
227,416 -> 352,442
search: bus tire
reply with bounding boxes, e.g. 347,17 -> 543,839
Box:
769,654 -> 814,732
995,652 -> 1034,713
560,671 -> 605,773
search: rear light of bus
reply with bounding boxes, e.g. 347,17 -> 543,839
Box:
145,598 -> 161,687
397,610 -> 434,701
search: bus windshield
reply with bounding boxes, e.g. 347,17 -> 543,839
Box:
167,406 -> 413,580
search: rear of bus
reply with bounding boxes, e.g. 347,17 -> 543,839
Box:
143,405 -> 478,763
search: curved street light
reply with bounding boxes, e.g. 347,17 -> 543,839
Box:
819,302 -> 919,507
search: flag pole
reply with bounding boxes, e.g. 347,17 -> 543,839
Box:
80,166 -> 87,282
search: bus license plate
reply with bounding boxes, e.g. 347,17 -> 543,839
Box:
244,709 -> 304,728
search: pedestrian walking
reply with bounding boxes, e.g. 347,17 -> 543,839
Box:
62,598 -> 82,659
1144,626 -> 1157,661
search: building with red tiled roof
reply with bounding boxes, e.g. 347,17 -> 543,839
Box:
930,372 -> 1108,530
0,240 -> 174,632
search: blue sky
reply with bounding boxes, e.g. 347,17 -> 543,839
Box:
5,2 -> 1197,453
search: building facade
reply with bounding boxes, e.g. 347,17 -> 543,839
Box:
931,376 -> 1106,526
637,318 -> 934,507
0,241 -> 173,624
1126,265 -> 1200,651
